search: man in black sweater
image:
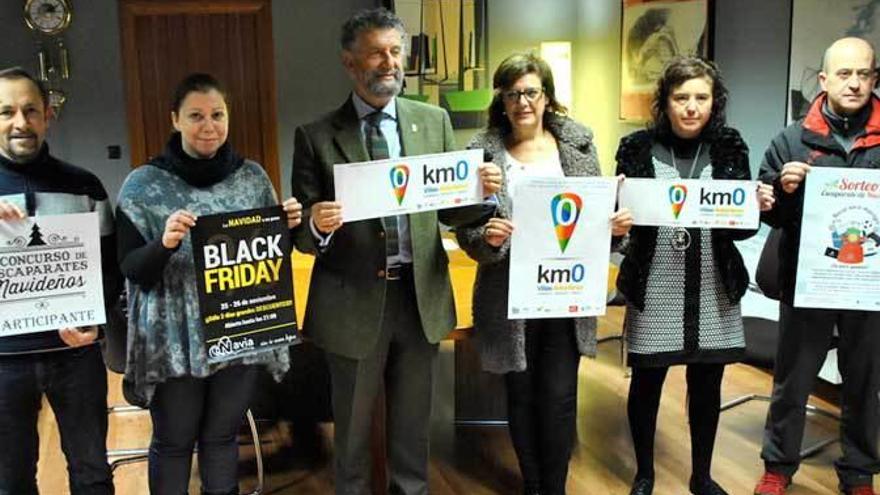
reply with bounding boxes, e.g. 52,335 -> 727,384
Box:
0,67 -> 119,494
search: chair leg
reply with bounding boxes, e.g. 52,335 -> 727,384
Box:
107,404 -> 151,473
805,403 -> 841,421
720,394 -> 840,459
597,334 -> 622,344
800,437 -> 838,458
720,393 -> 771,411
109,450 -> 150,473
243,409 -> 264,495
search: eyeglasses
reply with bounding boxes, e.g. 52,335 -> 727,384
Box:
501,87 -> 544,103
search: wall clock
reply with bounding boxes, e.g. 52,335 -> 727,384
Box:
24,0 -> 72,36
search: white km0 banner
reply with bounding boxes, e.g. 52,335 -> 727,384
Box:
334,149 -> 484,222
618,178 -> 759,229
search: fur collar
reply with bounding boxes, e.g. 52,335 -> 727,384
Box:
468,115 -> 600,219
615,127 -> 750,180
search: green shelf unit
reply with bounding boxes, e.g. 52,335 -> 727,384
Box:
441,88 -> 493,112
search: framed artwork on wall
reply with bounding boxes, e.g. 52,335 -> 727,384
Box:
619,0 -> 711,122
787,0 -> 880,123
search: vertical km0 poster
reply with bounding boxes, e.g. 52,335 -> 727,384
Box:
191,206 -> 300,363
508,177 -> 616,319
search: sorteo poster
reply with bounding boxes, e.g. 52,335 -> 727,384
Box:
508,177 -> 616,319
795,167 -> 880,310
0,212 -> 106,336
191,206 -> 300,363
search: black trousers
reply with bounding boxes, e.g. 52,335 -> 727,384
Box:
627,363 -> 726,483
505,318 -> 581,495
0,345 -> 112,495
762,303 -> 880,487
148,365 -> 257,495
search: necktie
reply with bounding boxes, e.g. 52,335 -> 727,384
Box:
364,111 -> 400,260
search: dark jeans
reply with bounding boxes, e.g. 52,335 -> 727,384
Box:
0,344 -> 112,495
628,363 -> 725,483
505,318 -> 581,495
762,304 -> 880,487
148,365 -> 257,495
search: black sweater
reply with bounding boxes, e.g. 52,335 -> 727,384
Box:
0,146 -> 121,354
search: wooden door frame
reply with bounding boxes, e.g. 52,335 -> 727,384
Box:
118,0 -> 282,192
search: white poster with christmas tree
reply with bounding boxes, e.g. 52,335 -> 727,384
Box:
0,212 -> 106,336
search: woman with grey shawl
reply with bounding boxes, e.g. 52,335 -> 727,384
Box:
115,73 -> 302,495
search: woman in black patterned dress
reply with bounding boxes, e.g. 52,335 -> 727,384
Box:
614,57 -> 775,495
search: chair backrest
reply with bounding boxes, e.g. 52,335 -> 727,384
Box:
100,290 -> 128,374
742,317 -> 779,369
756,227 -> 783,301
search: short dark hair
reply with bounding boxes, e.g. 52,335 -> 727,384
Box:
487,53 -> 568,135
170,73 -> 229,114
651,56 -> 728,141
0,67 -> 50,109
340,7 -> 405,51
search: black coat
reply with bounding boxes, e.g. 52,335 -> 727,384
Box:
614,127 -> 755,311
759,94 -> 880,305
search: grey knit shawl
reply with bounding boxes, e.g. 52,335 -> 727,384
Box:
118,161 -> 291,404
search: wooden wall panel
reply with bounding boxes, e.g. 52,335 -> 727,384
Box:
119,0 -> 281,192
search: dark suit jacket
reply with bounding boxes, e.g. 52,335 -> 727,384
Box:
291,96 -> 485,359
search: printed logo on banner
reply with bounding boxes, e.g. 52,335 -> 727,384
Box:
0,212 -> 107,338
668,184 -> 688,219
550,192 -> 583,253
422,158 -> 472,197
820,177 -> 880,199
388,165 -> 410,205
0,221 -> 86,302
823,206 -> 880,264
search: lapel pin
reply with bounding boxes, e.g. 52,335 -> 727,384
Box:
411,123 -> 418,132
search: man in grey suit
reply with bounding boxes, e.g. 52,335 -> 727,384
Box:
290,8 -> 500,494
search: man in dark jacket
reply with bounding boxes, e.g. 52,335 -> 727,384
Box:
0,67 -> 119,494
754,38 -> 880,495
290,9 -> 499,494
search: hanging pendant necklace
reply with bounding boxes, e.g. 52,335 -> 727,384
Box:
670,142 -> 703,251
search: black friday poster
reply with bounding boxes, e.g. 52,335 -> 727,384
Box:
191,206 -> 300,363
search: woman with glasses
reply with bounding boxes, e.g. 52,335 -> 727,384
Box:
614,57 -> 774,495
456,53 -> 632,495
116,73 -> 301,494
